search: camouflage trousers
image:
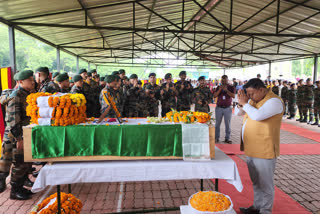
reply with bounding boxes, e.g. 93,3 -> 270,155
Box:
283,100 -> 288,115
126,105 -> 138,118
302,103 -> 314,119
297,103 -> 303,118
195,104 -> 210,113
0,130 -> 32,186
177,103 -> 191,111
314,105 -> 320,120
288,103 -> 297,117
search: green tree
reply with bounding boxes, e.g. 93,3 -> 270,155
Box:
291,60 -> 301,77
302,58 -> 314,77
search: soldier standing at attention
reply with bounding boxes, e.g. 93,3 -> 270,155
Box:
160,73 -> 178,117
35,67 -> 60,93
78,69 -> 94,117
191,76 -> 213,113
0,70 -> 35,200
126,74 -> 140,117
286,83 -> 297,120
56,73 -> 70,93
301,78 -> 314,124
313,81 -> 320,126
89,70 -> 101,117
144,73 -> 161,99
271,80 -> 279,96
175,71 -> 193,111
137,81 -> 148,117
145,84 -> 159,117
281,81 -> 289,117
70,75 -> 84,94
296,79 -> 304,121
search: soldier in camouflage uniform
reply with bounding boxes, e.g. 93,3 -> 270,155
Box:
121,76 -> 130,117
145,84 -> 159,117
56,73 -> 70,93
143,73 -> 161,100
137,81 -> 149,117
125,74 -> 140,117
286,83 -> 297,120
35,67 -> 60,93
312,81 -> 320,126
301,78 -> 314,124
70,75 -> 84,94
271,80 -> 279,96
175,71 -> 193,111
281,81 -> 289,116
0,70 -> 35,200
296,79 -> 304,121
78,69 -> 95,117
99,75 -> 122,119
88,71 -> 101,118
160,73 -> 178,117
191,76 -> 213,113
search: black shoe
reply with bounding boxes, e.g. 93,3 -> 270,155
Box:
215,139 -> 219,143
311,121 -> 319,126
300,118 -> 307,123
224,139 -> 232,144
21,188 -> 35,195
240,206 -> 260,214
296,118 -> 302,121
287,116 -> 294,120
24,177 -> 34,188
0,179 -> 6,193
10,187 -> 31,200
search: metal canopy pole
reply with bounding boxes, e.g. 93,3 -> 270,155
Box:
88,62 -> 90,72
314,55 -> 318,83
76,56 -> 79,73
56,47 -> 60,72
8,25 -> 17,83
268,61 -> 272,78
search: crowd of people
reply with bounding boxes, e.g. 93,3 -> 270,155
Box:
0,66 -> 319,201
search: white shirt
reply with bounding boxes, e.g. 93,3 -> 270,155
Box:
235,98 -> 283,141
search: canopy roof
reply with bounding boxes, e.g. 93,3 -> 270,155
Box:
0,0 -> 319,68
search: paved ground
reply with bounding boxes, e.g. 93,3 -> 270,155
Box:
0,108 -> 319,214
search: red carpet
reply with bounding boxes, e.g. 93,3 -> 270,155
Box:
212,156 -> 310,214
281,123 -> 320,143
216,144 -> 320,155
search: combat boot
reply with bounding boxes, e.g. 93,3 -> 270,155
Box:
308,116 -> 314,125
287,115 -> 295,120
312,119 -> 319,125
10,183 -> 31,200
300,116 -> 308,123
0,179 -> 6,193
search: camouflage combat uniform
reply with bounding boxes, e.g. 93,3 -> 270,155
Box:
146,94 -> 159,117
83,81 -> 95,117
191,86 -> 213,113
296,85 -> 304,119
286,88 -> 297,118
137,89 -> 149,117
125,84 -> 140,117
121,85 -> 130,117
0,86 -> 32,187
143,83 -> 161,100
271,86 -> 279,96
38,79 -> 60,93
302,85 -> 314,122
70,85 -> 83,94
313,87 -> 320,124
160,83 -> 177,117
60,88 -> 70,93
89,80 -> 101,118
281,85 -> 289,115
175,80 -> 193,111
99,86 -> 122,118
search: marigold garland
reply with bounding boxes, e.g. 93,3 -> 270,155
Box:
30,192 -> 82,214
26,92 -> 87,126
189,191 -> 231,212
165,109 -> 212,124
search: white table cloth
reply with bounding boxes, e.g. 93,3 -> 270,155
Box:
32,147 -> 243,193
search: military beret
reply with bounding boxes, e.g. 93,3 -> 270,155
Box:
315,81 -> 319,84
283,80 -> 288,84
96,74 -> 100,78
73,74 -> 83,82
104,74 -> 109,80
138,80 -> 143,85
87,72 -> 92,77
149,73 -> 156,77
56,73 -> 69,83
164,73 -> 172,80
115,75 -> 120,81
298,79 -> 304,82
35,67 -> 49,75
112,71 -> 120,76
179,71 -> 186,76
306,78 -> 311,82
90,69 -> 97,74
290,83 -> 296,87
119,69 -> 125,74
15,70 -> 34,81
106,75 -> 117,83
100,76 -> 105,82
78,69 -> 87,74
69,79 -> 74,83
52,72 -> 60,78
198,76 -> 205,81
130,74 -> 138,79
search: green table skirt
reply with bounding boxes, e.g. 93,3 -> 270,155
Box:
31,124 -> 183,159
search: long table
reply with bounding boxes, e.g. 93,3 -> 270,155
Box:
32,147 -> 242,214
